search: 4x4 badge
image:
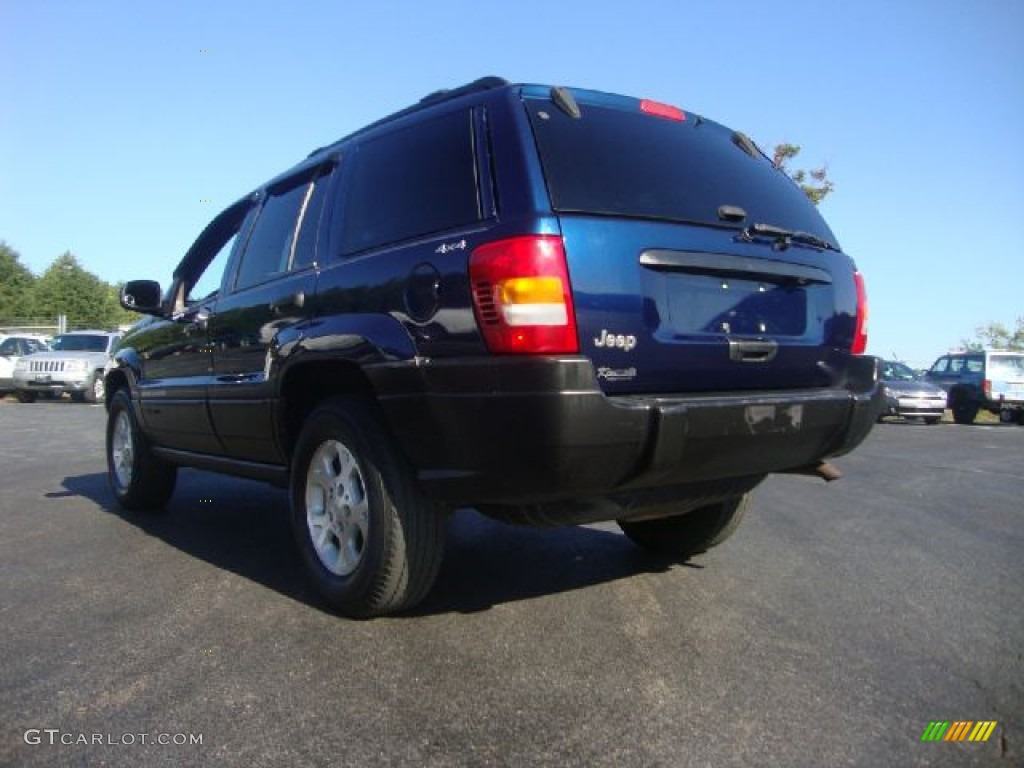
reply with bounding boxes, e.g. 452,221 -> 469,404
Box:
594,329 -> 637,352
435,239 -> 467,254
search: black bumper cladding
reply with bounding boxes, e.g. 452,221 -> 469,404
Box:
372,355 -> 883,507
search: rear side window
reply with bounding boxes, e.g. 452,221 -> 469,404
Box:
526,98 -> 837,245
233,182 -> 312,291
339,110 -> 480,255
292,169 -> 333,270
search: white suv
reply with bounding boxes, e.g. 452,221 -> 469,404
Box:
13,331 -> 121,403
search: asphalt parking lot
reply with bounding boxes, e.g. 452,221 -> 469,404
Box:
1,399 -> 1021,767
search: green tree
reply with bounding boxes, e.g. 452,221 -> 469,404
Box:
0,241 -> 37,321
773,143 -> 835,206
33,252 -> 120,330
963,317 -> 1024,351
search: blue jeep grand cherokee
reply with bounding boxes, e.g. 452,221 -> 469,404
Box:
107,78 -> 881,616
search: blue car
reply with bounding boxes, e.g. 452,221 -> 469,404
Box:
109,78 -> 882,616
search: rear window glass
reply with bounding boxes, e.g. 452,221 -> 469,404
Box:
233,182 -> 311,291
989,355 -> 1024,378
526,98 -> 837,245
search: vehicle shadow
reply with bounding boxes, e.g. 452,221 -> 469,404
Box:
61,471 -> 684,618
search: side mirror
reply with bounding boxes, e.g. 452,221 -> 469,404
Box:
120,280 -> 164,315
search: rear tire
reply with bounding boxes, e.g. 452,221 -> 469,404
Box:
106,389 -> 177,511
290,397 -> 447,618
16,391 -> 37,403
618,495 -> 750,559
951,400 -> 978,425
924,416 -> 941,425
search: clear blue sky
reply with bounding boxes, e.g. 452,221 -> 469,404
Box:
2,0 -> 1021,367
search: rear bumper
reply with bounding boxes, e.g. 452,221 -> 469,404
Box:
372,356 -> 883,506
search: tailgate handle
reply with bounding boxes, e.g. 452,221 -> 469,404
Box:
640,250 -> 832,285
729,339 -> 778,363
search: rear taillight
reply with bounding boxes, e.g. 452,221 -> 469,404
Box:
470,236 -> 578,354
983,379 -> 992,398
851,270 -> 868,355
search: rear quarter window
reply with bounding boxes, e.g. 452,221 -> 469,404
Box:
339,110 -> 480,255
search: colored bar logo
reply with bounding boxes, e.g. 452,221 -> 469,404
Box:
921,721 -> 997,742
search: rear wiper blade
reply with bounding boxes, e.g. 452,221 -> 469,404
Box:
744,222 -> 838,251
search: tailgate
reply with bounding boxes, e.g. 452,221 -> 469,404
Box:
522,87 -> 860,395
560,216 -> 854,394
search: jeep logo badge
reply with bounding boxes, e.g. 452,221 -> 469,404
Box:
594,329 -> 637,352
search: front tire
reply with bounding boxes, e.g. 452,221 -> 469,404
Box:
106,389 -> 177,511
618,495 -> 750,559
16,391 -> 37,403
84,372 -> 105,403
290,397 -> 446,618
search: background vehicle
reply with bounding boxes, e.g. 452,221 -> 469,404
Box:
0,335 -> 50,398
925,350 -> 1024,424
878,360 -> 946,424
106,78 -> 881,617
13,330 -> 121,403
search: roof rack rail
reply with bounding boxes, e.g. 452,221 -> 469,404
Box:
418,76 -> 509,106
307,76 -> 509,158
